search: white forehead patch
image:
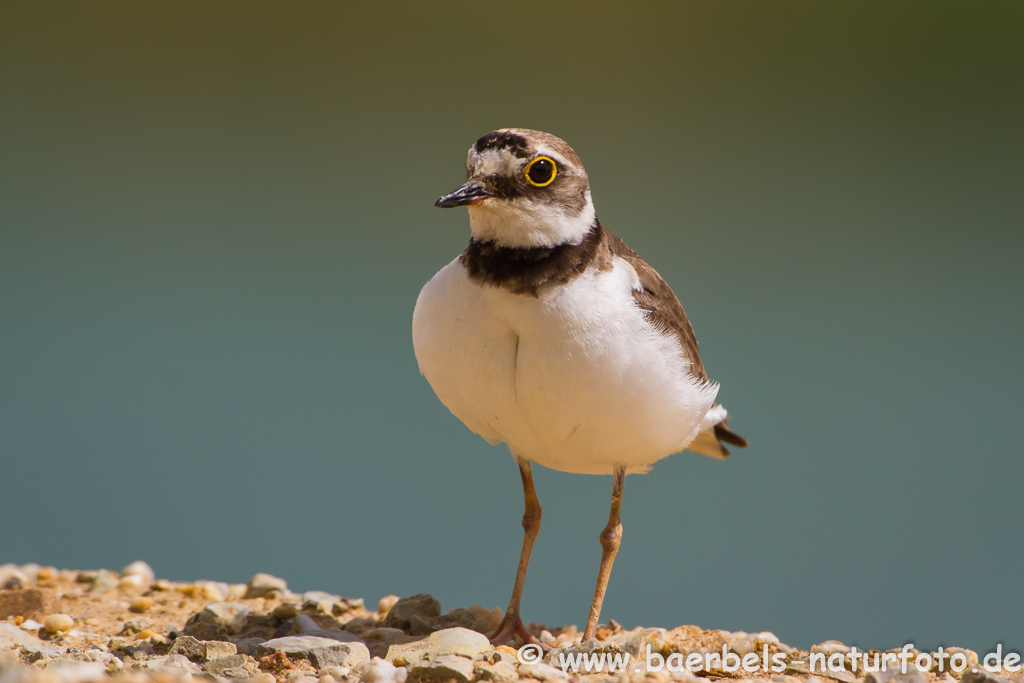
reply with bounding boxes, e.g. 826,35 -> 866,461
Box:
467,147 -> 521,177
467,145 -> 574,178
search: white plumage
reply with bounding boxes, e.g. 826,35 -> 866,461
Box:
413,249 -> 719,475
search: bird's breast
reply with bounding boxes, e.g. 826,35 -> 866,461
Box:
412,255 -> 718,474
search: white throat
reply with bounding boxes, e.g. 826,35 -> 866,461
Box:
468,191 -> 596,248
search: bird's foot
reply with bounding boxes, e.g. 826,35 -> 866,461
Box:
489,613 -> 541,647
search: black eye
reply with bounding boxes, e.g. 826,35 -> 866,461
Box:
525,157 -> 557,187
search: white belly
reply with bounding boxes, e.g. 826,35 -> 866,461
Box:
412,255 -> 719,475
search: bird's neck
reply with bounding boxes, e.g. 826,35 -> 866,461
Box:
460,221 -> 608,297
468,192 -> 596,248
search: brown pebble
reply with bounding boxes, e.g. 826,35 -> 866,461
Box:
259,651 -> 296,672
0,588 -> 45,621
129,597 -> 153,613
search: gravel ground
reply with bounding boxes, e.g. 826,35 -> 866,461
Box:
1,563 -> 1019,683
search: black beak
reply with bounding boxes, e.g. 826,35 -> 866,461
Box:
435,181 -> 492,208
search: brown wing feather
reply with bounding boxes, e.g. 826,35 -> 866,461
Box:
601,226 -> 707,381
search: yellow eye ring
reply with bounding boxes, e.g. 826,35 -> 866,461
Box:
524,156 -> 557,187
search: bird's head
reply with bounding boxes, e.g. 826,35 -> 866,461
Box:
435,128 -> 596,248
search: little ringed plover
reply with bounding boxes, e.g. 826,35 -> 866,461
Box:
412,128 -> 747,645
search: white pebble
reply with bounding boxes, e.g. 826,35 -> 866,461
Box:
44,614 -> 75,633
360,657 -> 404,683
811,640 -> 851,655
245,572 -> 288,598
119,574 -> 148,591
196,580 -> 230,601
731,638 -> 755,656
120,560 -> 156,583
319,666 -> 350,681
378,595 -> 400,614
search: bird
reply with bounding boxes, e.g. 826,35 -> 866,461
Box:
412,128 -> 747,646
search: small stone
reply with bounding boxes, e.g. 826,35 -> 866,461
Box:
89,569 -> 120,593
731,636 -> 755,656
360,657 -> 409,683
235,637 -> 269,656
201,581 -> 232,602
206,653 -> 260,677
224,666 -> 255,679
184,620 -> 231,641
517,661 -> 571,681
23,643 -> 68,662
186,602 -> 252,634
76,570 -> 97,583
751,631 -> 780,645
409,608 -> 477,636
475,660 -> 519,682
422,627 -> 490,659
385,627 -> 489,668
119,574 -> 149,592
408,655 -> 476,683
122,617 -> 155,634
467,605 -> 503,634
945,648 -> 980,670
3,575 -> 26,590
343,617 -> 379,637
383,594 -> 441,631
257,635 -> 370,669
303,591 -> 343,615
294,614 -> 325,633
121,560 -> 156,583
605,627 -> 668,657
142,653 -> 202,673
246,573 -> 288,599
319,665 -> 351,681
129,596 -> 154,613
361,628 -> 420,659
0,588 -> 45,620
170,634 -> 239,663
44,613 -> 75,634
273,602 -> 301,620
0,564 -> 29,589
378,595 -> 400,615
811,640 -> 851,655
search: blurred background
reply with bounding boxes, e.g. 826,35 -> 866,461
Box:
2,1 -> 1022,654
